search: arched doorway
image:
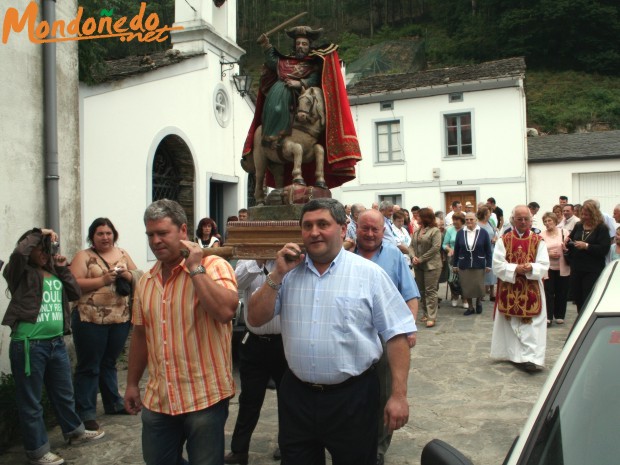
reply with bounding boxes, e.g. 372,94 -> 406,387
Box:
152,135 -> 195,233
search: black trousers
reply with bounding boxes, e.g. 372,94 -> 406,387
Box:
543,269 -> 569,320
230,332 -> 287,453
278,368 -> 379,465
570,268 -> 602,313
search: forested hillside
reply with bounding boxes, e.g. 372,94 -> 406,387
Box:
79,0 -> 620,133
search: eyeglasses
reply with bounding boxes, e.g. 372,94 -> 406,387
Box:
465,219 -> 476,222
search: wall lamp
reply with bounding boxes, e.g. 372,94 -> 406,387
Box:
232,74 -> 252,98
220,57 -> 252,97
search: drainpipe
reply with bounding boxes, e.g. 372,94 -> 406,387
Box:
43,0 -> 60,234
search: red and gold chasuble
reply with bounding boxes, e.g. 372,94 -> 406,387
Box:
497,230 -> 543,320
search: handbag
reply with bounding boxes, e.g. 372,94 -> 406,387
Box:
92,248 -> 132,296
114,275 -> 132,296
562,230 -> 572,265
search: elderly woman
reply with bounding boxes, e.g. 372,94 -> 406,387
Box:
540,212 -> 570,325
411,208 -> 443,328
567,200 -> 610,313
453,212 -> 492,315
70,218 -> 138,430
195,217 -> 221,248
442,212 -> 466,308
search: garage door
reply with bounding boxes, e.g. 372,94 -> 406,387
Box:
576,172 -> 620,214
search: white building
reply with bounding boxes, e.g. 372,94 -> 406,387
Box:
528,130 -> 620,214
79,0 -> 254,269
333,58 -> 528,214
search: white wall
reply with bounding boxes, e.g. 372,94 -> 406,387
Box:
337,85 -> 528,213
80,55 -> 253,270
0,0 -> 80,373
529,160 -> 620,214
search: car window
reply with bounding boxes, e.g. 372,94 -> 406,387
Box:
525,317 -> 620,465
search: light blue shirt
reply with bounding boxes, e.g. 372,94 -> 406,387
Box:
383,216 -> 397,245
275,248 -> 416,384
356,243 -> 420,303
345,220 -> 357,242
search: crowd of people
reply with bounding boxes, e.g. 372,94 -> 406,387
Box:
2,195 -> 618,465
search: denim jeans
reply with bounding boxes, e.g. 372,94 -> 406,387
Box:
141,399 -> 229,465
72,311 -> 131,419
9,337 -> 84,459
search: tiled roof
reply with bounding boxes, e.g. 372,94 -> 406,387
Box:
91,49 -> 201,83
528,130 -> 620,163
347,57 -> 526,96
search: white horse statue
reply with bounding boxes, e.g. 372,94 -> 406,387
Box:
250,87 -> 327,205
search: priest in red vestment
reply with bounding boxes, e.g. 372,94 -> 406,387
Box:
491,205 -> 550,372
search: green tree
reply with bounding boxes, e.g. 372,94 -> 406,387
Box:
78,0 -> 175,83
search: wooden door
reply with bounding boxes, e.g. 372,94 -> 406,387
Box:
445,191 -> 477,213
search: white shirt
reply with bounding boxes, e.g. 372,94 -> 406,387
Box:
235,260 -> 281,335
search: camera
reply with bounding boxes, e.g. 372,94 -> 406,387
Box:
566,240 -> 575,249
42,235 -> 60,255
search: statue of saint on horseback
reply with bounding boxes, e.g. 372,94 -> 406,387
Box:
241,20 -> 362,205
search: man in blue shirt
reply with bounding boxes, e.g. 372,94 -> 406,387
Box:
355,208 -> 419,465
249,199 -> 416,465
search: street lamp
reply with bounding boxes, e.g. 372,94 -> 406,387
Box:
232,74 -> 252,98
220,56 -> 252,97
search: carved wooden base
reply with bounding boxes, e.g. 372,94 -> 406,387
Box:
222,220 -> 303,259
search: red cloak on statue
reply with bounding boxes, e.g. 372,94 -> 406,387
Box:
241,45 -> 362,189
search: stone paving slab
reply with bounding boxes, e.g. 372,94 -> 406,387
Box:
0,287 -> 574,464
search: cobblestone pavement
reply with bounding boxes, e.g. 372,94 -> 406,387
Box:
0,286 -> 574,464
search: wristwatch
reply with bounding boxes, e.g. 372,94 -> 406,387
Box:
189,265 -> 206,277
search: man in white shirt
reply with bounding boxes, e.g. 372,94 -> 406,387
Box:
225,260 -> 287,464
444,201 -> 462,227
528,202 -> 542,231
558,204 -> 579,233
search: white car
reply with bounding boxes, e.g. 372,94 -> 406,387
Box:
422,260 -> 620,465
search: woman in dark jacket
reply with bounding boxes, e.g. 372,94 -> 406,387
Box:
567,200 -> 610,313
452,212 -> 493,315
2,228 -> 104,465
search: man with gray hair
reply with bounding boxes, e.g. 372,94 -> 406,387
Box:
380,200 -> 409,254
125,199 -> 239,465
344,203 -> 366,250
355,208 -> 419,465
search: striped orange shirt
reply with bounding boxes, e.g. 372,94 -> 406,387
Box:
132,256 -> 237,415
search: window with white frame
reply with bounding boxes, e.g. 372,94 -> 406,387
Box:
445,112 -> 472,156
376,120 -> 403,163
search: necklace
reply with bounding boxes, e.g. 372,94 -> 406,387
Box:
582,228 -> 592,241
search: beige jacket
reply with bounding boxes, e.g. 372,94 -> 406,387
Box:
410,226 -> 443,271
